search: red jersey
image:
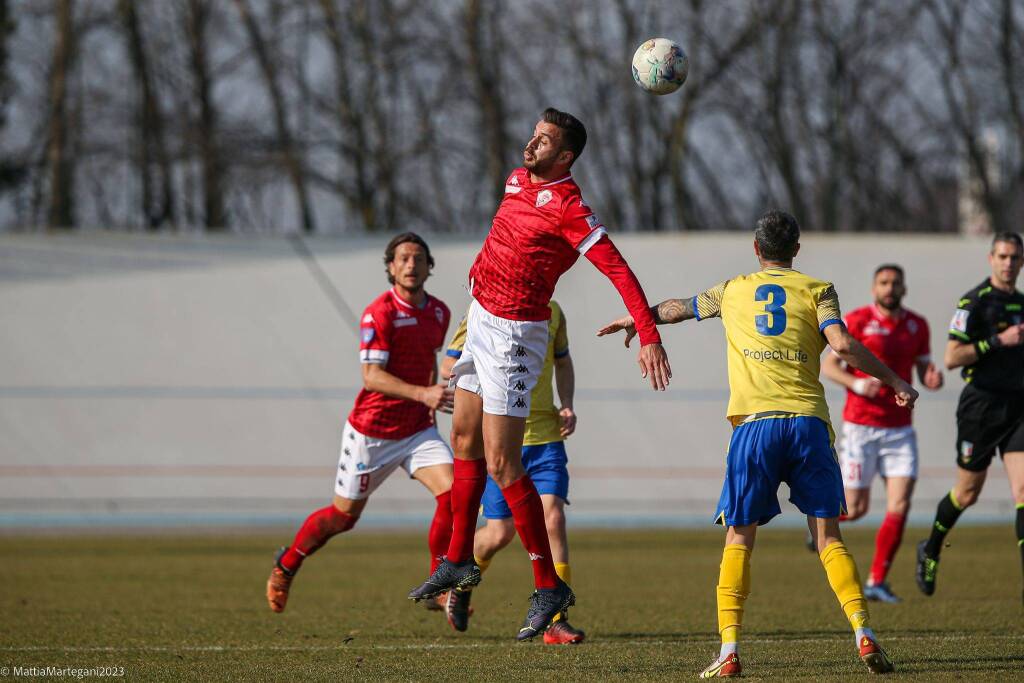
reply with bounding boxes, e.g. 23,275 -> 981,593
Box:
469,168 -> 606,321
841,305 -> 930,428
349,288 -> 451,440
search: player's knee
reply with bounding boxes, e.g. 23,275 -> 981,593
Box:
485,456 -> 519,486
328,504 -> 359,533
449,427 -> 474,458
888,498 -> 911,517
543,503 -> 565,532
844,502 -> 868,521
955,487 -> 980,508
495,522 -> 517,547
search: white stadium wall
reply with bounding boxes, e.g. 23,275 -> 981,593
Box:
0,232 -> 1014,528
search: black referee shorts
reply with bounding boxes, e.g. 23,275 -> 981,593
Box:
955,384 -> 1024,471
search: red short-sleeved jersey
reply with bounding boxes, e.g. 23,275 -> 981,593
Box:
468,168 -> 606,321
841,305 -> 931,428
348,288 -> 451,439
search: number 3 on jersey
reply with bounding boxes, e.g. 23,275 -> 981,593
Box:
755,284 -> 787,336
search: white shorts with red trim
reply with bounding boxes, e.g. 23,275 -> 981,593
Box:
839,422 -> 918,489
451,298 -> 548,418
334,421 -> 453,500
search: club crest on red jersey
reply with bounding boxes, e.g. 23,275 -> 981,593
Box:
536,189 -> 553,207
361,327 -> 375,343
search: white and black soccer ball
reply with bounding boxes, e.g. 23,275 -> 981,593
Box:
631,38 -> 688,95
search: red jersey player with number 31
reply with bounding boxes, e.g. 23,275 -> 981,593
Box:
408,108 -> 672,640
820,264 -> 943,603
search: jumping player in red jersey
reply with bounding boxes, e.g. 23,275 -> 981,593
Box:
267,233 -> 457,618
407,108 -> 672,641
819,264 -> 943,602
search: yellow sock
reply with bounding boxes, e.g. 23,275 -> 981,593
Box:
474,556 -> 492,574
819,541 -> 870,632
716,544 -> 751,645
551,563 -> 572,622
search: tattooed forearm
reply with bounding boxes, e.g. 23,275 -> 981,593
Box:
651,297 -> 696,325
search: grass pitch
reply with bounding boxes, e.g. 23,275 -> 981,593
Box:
3,526 -> 1022,681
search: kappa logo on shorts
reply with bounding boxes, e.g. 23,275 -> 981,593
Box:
339,463 -> 347,472
515,364 -> 527,373
536,190 -> 553,207
514,346 -> 527,357
513,397 -> 526,408
343,447 -> 351,456
514,380 -> 526,391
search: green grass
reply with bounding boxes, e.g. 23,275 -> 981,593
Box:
2,526 -> 1022,681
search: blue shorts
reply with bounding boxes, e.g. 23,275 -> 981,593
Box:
482,441 -> 569,519
714,416 -> 845,527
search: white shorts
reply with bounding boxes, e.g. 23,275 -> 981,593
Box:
839,422 -> 918,489
335,422 -> 453,500
452,298 -> 548,417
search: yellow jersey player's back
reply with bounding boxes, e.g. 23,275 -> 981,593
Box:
598,210 -> 918,679
694,268 -> 843,426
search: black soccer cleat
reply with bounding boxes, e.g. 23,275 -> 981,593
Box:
407,559 -> 481,602
516,578 -> 575,641
444,588 -> 473,632
915,540 -> 938,596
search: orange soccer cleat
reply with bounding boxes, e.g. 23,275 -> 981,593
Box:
266,547 -> 295,613
858,635 -> 895,674
699,652 -> 742,679
542,616 -> 585,645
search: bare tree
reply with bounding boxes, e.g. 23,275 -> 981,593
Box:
42,0 -> 74,229
183,0 -> 225,231
119,0 -> 174,229
233,0 -> 315,233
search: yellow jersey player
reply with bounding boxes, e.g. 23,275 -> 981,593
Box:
598,211 -> 917,678
439,301 -> 584,643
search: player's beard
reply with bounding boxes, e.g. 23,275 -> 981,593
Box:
876,294 -> 902,312
524,151 -> 556,176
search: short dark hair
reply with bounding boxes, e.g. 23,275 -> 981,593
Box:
874,263 -> 905,281
992,231 -> 1024,252
383,232 -> 434,284
541,107 -> 587,164
754,210 -> 800,261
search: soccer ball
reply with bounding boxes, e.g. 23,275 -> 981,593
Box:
631,38 -> 688,95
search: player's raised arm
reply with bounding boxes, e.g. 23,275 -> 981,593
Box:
583,235 -> 671,390
822,325 -> 918,409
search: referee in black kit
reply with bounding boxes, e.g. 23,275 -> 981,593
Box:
915,232 -> 1024,601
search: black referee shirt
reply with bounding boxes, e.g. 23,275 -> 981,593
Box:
948,278 -> 1024,392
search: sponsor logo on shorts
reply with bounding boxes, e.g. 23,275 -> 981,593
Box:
513,397 -> 526,408
339,463 -> 347,472
343,447 -> 351,456
742,347 -> 809,363
514,380 -> 526,391
960,440 -> 973,462
515,364 -> 527,373
514,346 -> 527,357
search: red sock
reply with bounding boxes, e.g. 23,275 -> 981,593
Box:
869,512 -> 906,585
446,458 -> 486,563
429,490 -> 453,573
280,505 -> 356,573
502,475 -> 559,590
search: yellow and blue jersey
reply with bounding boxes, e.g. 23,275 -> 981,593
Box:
447,300 -> 570,445
694,267 -> 843,427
